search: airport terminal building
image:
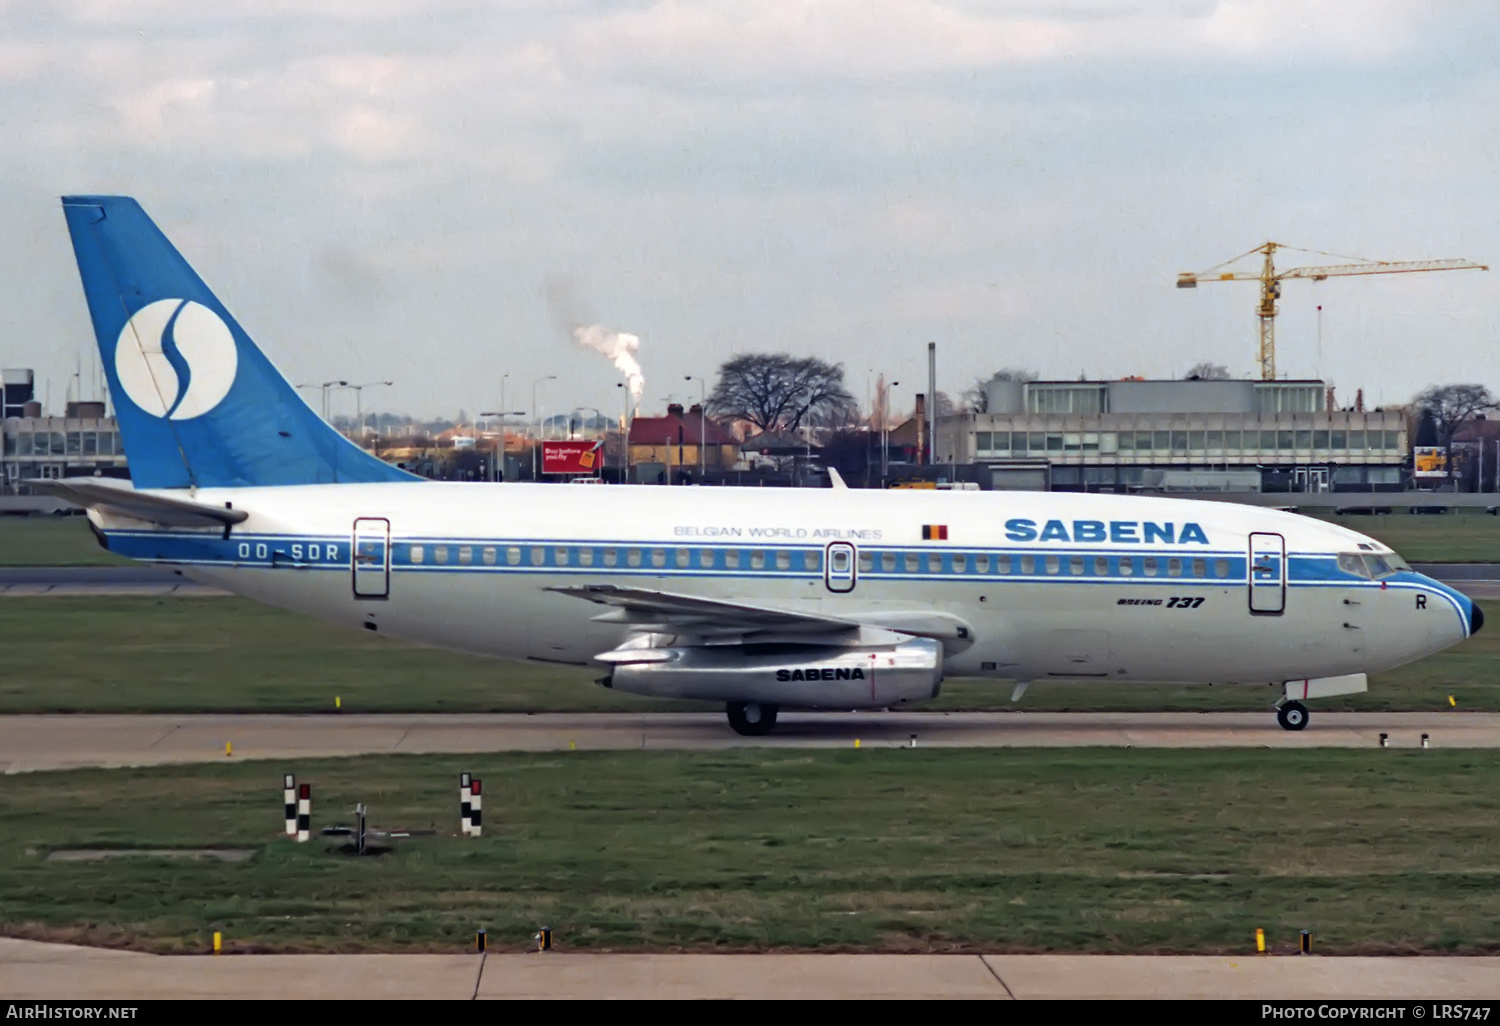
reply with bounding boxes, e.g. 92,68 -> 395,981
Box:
937,377 -> 1406,493
1,408 -> 128,492
1,371 -> 127,504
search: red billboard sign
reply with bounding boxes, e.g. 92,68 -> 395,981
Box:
541,439 -> 603,475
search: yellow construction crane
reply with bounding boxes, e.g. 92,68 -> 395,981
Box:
1176,242 -> 1487,381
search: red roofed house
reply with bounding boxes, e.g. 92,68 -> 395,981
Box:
628,404 -> 739,481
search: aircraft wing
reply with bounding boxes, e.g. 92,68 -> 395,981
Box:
546,583 -> 857,634
34,478 -> 249,529
546,583 -> 974,648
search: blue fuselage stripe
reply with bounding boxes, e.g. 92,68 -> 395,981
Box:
101,531 -> 1464,611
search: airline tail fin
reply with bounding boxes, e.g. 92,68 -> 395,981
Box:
61,196 -> 418,489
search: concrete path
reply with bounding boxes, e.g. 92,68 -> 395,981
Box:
2,939 -> 1497,999
3,711 -> 1497,772
1413,563 -> 1500,582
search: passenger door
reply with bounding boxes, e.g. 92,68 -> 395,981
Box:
1248,531 -> 1285,615
352,517 -> 390,599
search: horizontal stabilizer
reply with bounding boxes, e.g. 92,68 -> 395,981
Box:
35,478 -> 248,528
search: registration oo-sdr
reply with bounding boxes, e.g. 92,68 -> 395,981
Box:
1263,1006 -> 1492,1020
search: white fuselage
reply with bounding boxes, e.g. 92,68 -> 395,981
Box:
96,483 -> 1472,690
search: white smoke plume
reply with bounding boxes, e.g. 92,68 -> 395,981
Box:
544,277 -> 646,409
572,323 -> 644,406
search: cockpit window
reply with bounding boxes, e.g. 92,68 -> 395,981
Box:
1342,551 -> 1401,578
1338,553 -> 1371,578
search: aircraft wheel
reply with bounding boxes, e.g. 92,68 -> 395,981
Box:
1277,701 -> 1309,732
727,702 -> 778,736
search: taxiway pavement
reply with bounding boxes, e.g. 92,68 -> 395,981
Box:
3,711 -> 1497,772
2,939 -> 1497,999
0,566 -> 225,596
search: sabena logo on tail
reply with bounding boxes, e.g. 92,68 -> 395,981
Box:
115,298 -> 238,420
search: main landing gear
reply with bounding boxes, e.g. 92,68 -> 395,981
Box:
727,702 -> 779,736
1276,701 -> 1309,732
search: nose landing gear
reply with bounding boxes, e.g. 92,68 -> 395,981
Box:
1277,701 -> 1309,731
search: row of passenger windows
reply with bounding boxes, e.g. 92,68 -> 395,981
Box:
404,543 -> 1236,580
408,544 -> 824,571
975,428 -> 1402,456
859,551 -> 1233,579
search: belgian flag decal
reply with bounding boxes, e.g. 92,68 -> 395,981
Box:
921,525 -> 949,541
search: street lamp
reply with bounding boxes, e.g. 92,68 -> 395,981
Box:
296,380 -> 348,421
532,375 -> 557,479
570,407 -> 605,440
882,380 -> 901,480
685,375 -> 707,476
331,381 -> 393,440
321,380 -> 347,421
481,409 -> 527,482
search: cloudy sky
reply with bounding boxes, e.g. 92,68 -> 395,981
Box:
1,1 -> 1496,421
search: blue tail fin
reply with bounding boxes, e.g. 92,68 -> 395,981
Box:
61,196 -> 418,489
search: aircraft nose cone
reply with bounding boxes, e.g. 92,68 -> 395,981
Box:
1471,601 -> 1485,636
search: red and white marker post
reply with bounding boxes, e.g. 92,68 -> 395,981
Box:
283,774 -> 297,836
460,772 -> 472,836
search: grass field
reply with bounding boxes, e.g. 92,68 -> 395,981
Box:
2,510 -> 1500,566
0,598 -> 702,715
1312,511 -> 1500,563
2,749 -> 1497,955
0,517 -> 129,566
1,596 -> 1496,714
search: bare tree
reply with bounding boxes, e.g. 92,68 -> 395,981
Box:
960,379 -> 990,413
708,354 -> 856,433
803,402 -> 863,431
1414,385 -> 1496,484
1184,362 -> 1233,380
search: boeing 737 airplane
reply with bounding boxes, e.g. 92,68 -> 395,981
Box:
46,196 -> 1482,735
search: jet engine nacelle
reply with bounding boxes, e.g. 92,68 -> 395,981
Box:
600,636 -> 944,709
